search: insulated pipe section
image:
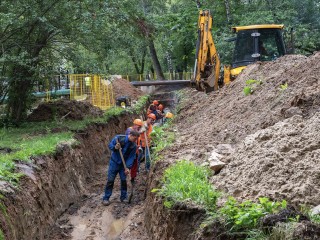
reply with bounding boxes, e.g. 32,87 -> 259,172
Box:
130,80 -> 190,86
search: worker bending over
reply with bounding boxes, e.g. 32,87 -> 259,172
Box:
125,119 -> 143,135
102,130 -> 140,206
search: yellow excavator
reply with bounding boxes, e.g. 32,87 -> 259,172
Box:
192,10 -> 287,92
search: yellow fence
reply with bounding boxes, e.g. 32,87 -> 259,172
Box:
122,72 -> 193,82
69,74 -> 115,110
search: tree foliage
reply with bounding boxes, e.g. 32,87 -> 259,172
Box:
0,0 -> 319,125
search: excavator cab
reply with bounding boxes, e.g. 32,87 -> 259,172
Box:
193,10 -> 287,91
228,25 -> 286,78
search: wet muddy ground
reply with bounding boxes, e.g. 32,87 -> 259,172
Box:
49,161 -> 149,240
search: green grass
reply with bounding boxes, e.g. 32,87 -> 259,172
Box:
268,222 -> 296,240
152,160 -> 220,210
0,229 -> 4,240
0,95 -> 149,184
150,121 -> 175,162
0,130 -> 74,183
310,214 -> 320,224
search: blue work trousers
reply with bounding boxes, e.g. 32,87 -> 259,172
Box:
103,159 -> 127,201
138,146 -> 151,171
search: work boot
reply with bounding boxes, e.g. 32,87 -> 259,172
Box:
121,198 -> 129,204
102,199 -> 110,206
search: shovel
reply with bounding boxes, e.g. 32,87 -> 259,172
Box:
144,131 -> 152,167
128,178 -> 135,203
117,139 -> 134,203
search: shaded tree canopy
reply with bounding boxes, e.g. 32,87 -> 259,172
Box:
1,0 -> 319,124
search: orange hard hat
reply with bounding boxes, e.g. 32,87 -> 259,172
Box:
148,113 -> 156,120
133,119 -> 143,126
153,100 -> 159,105
158,104 -> 164,110
165,112 -> 174,119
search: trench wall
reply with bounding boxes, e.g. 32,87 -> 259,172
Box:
144,160 -> 206,240
0,113 -> 141,240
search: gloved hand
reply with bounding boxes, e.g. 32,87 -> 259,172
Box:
115,142 -> 121,150
140,124 -> 147,133
138,147 -> 143,153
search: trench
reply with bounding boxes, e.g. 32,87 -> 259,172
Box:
1,87 -> 205,240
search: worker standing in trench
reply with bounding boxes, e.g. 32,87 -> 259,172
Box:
139,113 -> 156,172
102,130 -> 140,206
125,119 -> 143,183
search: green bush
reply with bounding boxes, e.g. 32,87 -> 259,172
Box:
153,160 -> 220,210
219,197 -> 287,231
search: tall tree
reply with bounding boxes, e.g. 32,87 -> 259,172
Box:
0,0 -> 105,124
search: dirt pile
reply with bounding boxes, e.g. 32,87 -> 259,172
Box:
164,52 -> 320,206
112,77 -> 144,101
214,113 -> 320,206
27,99 -> 103,122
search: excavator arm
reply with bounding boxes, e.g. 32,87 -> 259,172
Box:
193,10 -> 221,92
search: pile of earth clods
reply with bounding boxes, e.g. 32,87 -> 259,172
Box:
166,52 -> 320,207
27,99 -> 103,122
112,77 -> 144,101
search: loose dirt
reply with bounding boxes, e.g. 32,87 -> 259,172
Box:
159,52 -> 320,207
112,78 -> 144,101
27,99 -> 103,122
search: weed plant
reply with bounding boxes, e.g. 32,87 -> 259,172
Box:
279,82 -> 288,92
243,79 -> 263,96
268,221 -> 297,240
300,204 -> 320,224
219,197 -> 287,231
153,160 -> 220,210
150,122 -> 175,162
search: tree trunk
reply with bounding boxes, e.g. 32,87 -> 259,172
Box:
130,48 -> 147,74
7,67 -> 33,124
224,0 -> 232,24
147,38 -> 165,80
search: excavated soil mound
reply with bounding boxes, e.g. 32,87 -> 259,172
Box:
214,113 -> 320,206
27,99 -> 103,122
164,52 -> 320,206
112,78 -> 144,101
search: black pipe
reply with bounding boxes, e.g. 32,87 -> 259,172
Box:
130,80 -> 190,86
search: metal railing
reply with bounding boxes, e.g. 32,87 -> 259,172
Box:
69,74 -> 115,110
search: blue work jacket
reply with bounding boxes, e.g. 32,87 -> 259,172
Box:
108,135 -> 137,169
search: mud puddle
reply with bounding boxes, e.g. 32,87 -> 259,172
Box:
69,195 -> 141,240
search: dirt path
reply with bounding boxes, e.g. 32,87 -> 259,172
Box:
49,162 -> 150,240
